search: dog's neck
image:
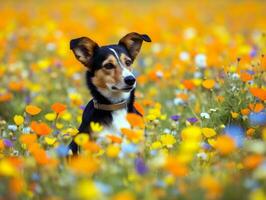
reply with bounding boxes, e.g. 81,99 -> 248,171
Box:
86,71 -> 135,111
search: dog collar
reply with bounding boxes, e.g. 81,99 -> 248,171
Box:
93,100 -> 128,111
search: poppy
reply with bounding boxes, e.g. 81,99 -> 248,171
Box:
25,105 -> 41,115
51,102 -> 67,114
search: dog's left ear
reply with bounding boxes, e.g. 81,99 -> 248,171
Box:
118,32 -> 151,61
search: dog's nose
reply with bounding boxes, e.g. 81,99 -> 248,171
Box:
124,76 -> 136,86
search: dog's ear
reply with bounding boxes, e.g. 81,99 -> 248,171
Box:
118,32 -> 151,61
70,37 -> 99,69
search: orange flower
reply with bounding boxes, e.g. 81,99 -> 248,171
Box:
249,103 -> 264,113
134,102 -> 145,116
241,108 -> 250,115
68,156 -> 99,174
0,139 -> 4,150
240,72 -> 252,82
246,128 -> 255,137
202,79 -> 215,89
183,80 -> 195,90
107,135 -> 122,144
83,141 -> 101,153
215,135 -> 236,155
121,128 -> 143,142
126,113 -> 144,128
19,134 -> 37,146
0,92 -> 13,102
200,175 -> 222,199
243,154 -> 264,169
250,87 -> 266,100
9,177 -> 24,194
164,156 -> 188,177
51,102 -> 66,114
30,121 -> 52,136
8,81 -> 24,92
25,105 -> 41,115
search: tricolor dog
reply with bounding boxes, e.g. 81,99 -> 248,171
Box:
68,32 -> 151,154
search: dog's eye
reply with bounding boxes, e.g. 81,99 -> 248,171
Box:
125,60 -> 132,66
104,63 -> 115,69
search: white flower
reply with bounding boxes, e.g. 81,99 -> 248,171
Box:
8,125 -> 17,131
197,152 -> 208,160
200,112 -> 210,119
179,51 -> 190,61
195,54 -> 207,68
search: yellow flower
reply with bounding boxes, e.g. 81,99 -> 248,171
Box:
90,122 -> 103,132
45,113 -> 57,121
160,134 -> 176,148
0,160 -> 17,176
13,115 -> 24,126
231,112 -> 239,119
75,180 -> 101,200
74,133 -> 89,146
150,141 -> 162,150
202,128 -> 216,138
44,136 -> 57,145
61,112 -> 72,121
56,123 -> 64,129
106,145 -> 120,158
181,126 -> 202,141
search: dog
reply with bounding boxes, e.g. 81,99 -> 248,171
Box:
68,32 -> 151,154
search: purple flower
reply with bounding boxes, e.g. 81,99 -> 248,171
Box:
135,157 -> 148,175
3,139 -> 13,148
187,117 -> 198,123
171,115 -> 180,121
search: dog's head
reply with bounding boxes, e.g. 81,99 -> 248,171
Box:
70,32 -> 151,97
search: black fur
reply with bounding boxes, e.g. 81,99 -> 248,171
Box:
69,71 -> 141,155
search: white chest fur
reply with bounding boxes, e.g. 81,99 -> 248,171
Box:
98,108 -> 130,139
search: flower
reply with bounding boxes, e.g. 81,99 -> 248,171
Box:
90,122 -> 103,132
200,112 -> 210,119
224,125 -> 244,147
160,134 -> 176,148
231,112 -> 239,118
19,134 -> 37,146
202,79 -> 215,89
249,112 -> 266,125
215,135 -> 236,155
170,115 -> 180,121
56,145 -> 69,157
106,144 -> 120,158
187,117 -> 198,124
30,121 -> 52,136
44,113 -> 57,121
250,87 -> 266,100
243,154 -> 264,169
75,180 -> 101,200
25,105 -> 41,115
135,157 -> 148,175
126,113 -> 144,128
107,135 -> 122,144
44,137 -> 57,145
13,115 -> 24,126
74,133 -> 89,146
202,128 -> 216,138
51,102 -> 66,114
3,139 -> 13,148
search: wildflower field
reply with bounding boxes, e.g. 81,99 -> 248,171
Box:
1,0 -> 266,199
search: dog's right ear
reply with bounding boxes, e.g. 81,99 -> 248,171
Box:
70,37 -> 99,69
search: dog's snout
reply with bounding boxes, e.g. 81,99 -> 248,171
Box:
124,76 -> 136,86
